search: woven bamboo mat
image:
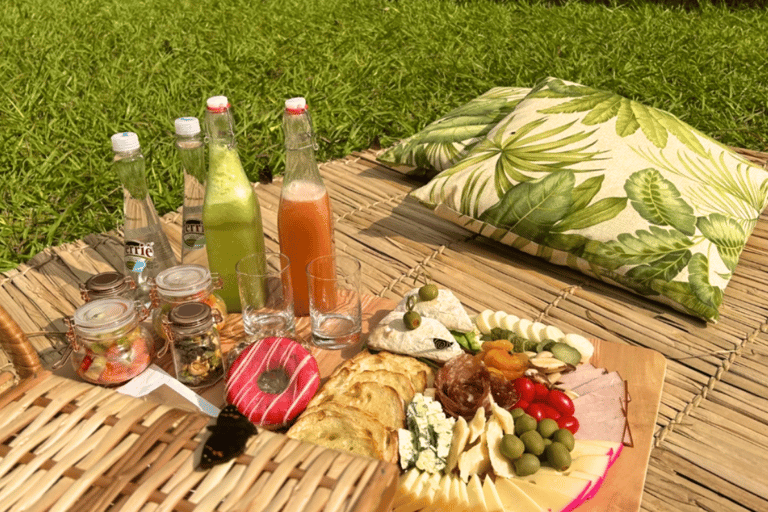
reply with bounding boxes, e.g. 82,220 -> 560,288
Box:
2,146 -> 768,511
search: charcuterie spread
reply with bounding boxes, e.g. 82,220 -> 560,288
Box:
208,283 -> 631,511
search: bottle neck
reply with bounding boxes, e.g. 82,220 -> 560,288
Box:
113,149 -> 149,200
175,134 -> 206,184
205,109 -> 236,146
283,110 -> 322,183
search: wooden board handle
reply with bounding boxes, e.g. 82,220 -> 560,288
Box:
0,303 -> 43,378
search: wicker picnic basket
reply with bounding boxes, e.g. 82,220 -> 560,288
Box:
0,304 -> 399,512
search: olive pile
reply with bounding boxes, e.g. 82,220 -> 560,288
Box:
500,408 -> 576,476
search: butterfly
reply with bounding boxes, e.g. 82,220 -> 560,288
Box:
198,404 -> 258,470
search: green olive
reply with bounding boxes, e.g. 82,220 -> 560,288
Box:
514,453 -> 541,476
510,407 -> 526,419
552,428 -> 575,451
499,434 -> 525,461
537,418 -> 559,439
545,442 -> 572,471
514,413 -> 537,436
418,284 -> 439,301
403,310 -> 422,330
520,430 -> 545,456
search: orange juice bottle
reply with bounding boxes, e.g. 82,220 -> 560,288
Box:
278,97 -> 335,316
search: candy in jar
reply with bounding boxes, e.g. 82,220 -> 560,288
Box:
163,302 -> 224,389
80,271 -> 137,302
150,264 -> 227,342
67,297 -> 154,386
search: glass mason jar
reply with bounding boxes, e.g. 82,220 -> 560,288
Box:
150,264 -> 227,342
162,302 -> 224,388
80,271 -> 137,302
67,297 -> 154,386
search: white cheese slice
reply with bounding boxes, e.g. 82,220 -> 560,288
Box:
421,473 -> 452,512
393,469 -> 426,509
368,311 -> 463,363
522,472 -> 593,503
467,406 -> 486,444
453,474 -> 471,512
482,475 -> 505,512
490,401 -> 516,435
476,310 -> 494,335
500,314 -> 520,332
544,324 -> 565,341
528,321 -> 547,343
571,439 -> 618,459
495,478 -> 544,512
514,318 -> 533,339
491,310 -> 508,330
485,417 -> 514,479
458,432 -> 490,482
509,478 -> 577,512
445,416 -> 469,473
466,474 -> 489,512
570,454 -> 611,479
393,472 -> 440,512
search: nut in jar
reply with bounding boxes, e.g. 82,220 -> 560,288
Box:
65,297 -> 154,386
150,264 -> 227,342
162,302 -> 224,389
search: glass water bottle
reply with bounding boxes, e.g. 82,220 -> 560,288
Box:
175,117 -> 208,266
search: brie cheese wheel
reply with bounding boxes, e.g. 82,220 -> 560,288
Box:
395,287 -> 474,332
368,311 -> 463,363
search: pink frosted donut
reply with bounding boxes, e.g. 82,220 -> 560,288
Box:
226,337 -> 320,428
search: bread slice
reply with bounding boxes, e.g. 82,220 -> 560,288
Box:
287,407 -> 398,463
341,350 -> 436,392
305,381 -> 406,431
322,368 -> 416,404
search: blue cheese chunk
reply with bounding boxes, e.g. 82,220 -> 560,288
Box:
398,429 -> 417,470
401,393 -> 456,473
415,448 -> 443,474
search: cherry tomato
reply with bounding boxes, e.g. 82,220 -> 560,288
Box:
540,404 -> 562,421
526,402 -> 547,422
514,399 -> 530,412
546,389 -> 575,417
557,415 -> 580,434
534,382 -> 549,401
513,377 -> 536,404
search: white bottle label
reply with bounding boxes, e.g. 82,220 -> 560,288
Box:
125,240 -> 154,272
182,219 -> 206,249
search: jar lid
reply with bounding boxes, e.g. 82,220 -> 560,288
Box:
73,297 -> 137,336
85,272 -> 130,294
155,265 -> 211,297
168,302 -> 212,328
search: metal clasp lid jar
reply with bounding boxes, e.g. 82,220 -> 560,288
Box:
150,264 -> 227,341
66,297 -> 153,386
162,302 -> 224,389
80,272 -> 137,302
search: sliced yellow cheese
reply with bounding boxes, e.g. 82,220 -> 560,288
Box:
393,472 -> 440,512
507,478 -> 575,512
453,474 -> 471,512
421,473 -> 452,512
521,471 -> 593,501
393,469 -> 424,508
467,474 -> 489,512
495,478 -> 544,512
571,439 -> 617,459
446,416 -> 470,473
482,475 -> 505,512
570,454 -> 611,479
485,417 -> 514,479
467,406 -> 486,444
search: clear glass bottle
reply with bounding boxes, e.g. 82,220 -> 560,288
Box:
111,132 -> 177,307
150,264 -> 227,342
80,271 -> 137,302
67,297 -> 154,386
162,302 -> 224,389
175,117 -> 208,266
278,97 -> 335,316
202,96 -> 266,312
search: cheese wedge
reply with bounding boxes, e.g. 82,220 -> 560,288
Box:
393,472 -> 440,512
509,478 -> 576,512
495,478 -> 544,512
467,406 -> 486,444
482,475 -> 505,512
454,474 -> 471,511
467,474 -> 488,512
458,430 -> 490,482
446,416 -> 470,473
490,402 -> 515,435
570,454 -> 611,479
392,469 -> 423,508
571,439 -> 620,459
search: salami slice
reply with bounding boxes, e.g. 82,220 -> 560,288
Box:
489,373 -> 519,410
435,354 -> 491,420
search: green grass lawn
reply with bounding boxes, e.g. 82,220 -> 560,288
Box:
2,0 -> 767,272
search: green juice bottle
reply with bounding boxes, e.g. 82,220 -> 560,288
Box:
202,96 -> 266,312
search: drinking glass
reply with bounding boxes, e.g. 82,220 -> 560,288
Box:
306,254 -> 362,350
236,252 -> 296,343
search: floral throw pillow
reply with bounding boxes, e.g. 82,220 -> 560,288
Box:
411,77 -> 768,321
378,87 -> 531,178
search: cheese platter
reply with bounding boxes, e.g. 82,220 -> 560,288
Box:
189,287 -> 666,512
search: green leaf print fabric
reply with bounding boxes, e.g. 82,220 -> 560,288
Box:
378,87 -> 531,178
410,77 -> 768,321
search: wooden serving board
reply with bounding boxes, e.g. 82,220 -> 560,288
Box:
209,295 -> 666,512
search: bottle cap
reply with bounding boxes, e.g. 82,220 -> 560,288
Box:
206,96 -> 230,113
285,97 -> 307,114
175,117 -> 201,136
111,132 -> 141,153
